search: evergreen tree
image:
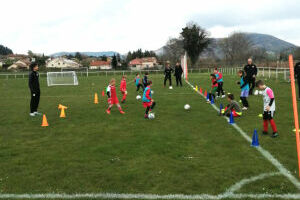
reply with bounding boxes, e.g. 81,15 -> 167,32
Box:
0,45 -> 13,55
181,22 -> 210,67
111,54 -> 118,69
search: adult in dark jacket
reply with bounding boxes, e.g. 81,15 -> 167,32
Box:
295,62 -> 300,99
28,62 -> 41,116
164,61 -> 173,87
174,62 -> 183,86
244,58 -> 257,95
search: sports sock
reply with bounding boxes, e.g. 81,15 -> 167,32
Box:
263,120 -> 268,132
145,107 -> 150,114
270,119 -> 278,133
151,102 -> 156,110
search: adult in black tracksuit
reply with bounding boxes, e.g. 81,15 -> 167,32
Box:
174,62 -> 183,87
295,62 -> 300,100
164,62 -> 173,87
244,58 -> 257,95
28,63 -> 41,116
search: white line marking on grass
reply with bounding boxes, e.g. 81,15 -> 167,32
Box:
185,80 -> 300,190
2,192 -> 300,199
225,172 -> 281,194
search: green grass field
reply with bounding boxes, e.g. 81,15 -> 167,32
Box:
1,73 -> 300,200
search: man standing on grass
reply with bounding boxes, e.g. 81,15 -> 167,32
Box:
244,58 -> 257,95
174,62 -> 183,87
28,62 -> 41,117
294,61 -> 300,100
164,61 -> 173,87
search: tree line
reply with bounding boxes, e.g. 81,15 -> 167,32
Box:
0,44 -> 13,55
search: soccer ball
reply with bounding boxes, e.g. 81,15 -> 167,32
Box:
148,113 -> 155,119
151,90 -> 154,94
169,86 -> 173,89
254,90 -> 259,95
136,95 -> 141,100
184,104 -> 190,110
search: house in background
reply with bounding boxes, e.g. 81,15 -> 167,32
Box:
7,59 -> 31,71
90,60 -> 112,70
46,57 -> 81,69
129,57 -> 157,70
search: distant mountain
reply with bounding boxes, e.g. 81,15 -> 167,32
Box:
50,51 -> 120,57
244,33 -> 297,53
155,33 -> 298,57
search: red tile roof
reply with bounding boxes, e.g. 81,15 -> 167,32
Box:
90,60 -> 111,66
129,57 -> 157,65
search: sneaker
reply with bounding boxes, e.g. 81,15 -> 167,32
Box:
221,95 -> 226,98
242,107 -> 248,110
119,110 -> 125,114
34,112 -> 42,116
121,100 -> 125,104
262,131 -> 268,135
106,109 -> 111,114
144,114 -> 149,119
272,132 -> 279,138
29,113 -> 36,117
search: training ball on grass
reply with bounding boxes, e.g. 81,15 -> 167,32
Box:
151,90 -> 154,94
184,104 -> 191,110
169,86 -> 173,89
148,113 -> 155,119
136,95 -> 141,100
254,90 -> 259,95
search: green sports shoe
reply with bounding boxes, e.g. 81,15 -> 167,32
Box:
272,132 -> 279,138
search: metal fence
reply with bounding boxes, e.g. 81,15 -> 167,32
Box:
0,67 -> 292,81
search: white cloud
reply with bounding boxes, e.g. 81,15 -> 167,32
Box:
0,0 -> 299,55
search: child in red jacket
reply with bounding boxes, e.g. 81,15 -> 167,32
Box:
120,75 -> 127,103
106,78 -> 125,115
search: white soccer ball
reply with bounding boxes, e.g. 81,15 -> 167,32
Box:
169,86 -> 173,89
184,104 -> 191,110
254,90 -> 259,95
148,113 -> 155,119
151,90 -> 154,94
136,95 -> 141,100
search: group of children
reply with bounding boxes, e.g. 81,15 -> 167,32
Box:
105,67 -> 278,137
105,72 -> 155,119
208,67 -> 278,138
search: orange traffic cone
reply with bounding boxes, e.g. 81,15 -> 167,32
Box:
204,90 -> 207,97
94,93 -> 99,104
41,114 -> 49,127
102,90 -> 105,97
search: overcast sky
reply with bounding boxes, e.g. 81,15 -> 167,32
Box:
1,0 -> 299,55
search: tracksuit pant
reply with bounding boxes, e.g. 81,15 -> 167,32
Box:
30,91 -> 40,113
164,76 -> 172,86
175,75 -> 182,86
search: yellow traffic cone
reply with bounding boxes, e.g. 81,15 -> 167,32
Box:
195,85 -> 198,91
60,108 -> 66,118
58,104 -> 68,118
41,114 -> 49,127
94,93 -> 99,104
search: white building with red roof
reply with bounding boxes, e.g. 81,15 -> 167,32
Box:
90,60 -> 112,70
129,57 -> 157,70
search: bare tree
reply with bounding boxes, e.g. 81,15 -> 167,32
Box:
162,37 -> 184,65
219,32 -> 252,64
